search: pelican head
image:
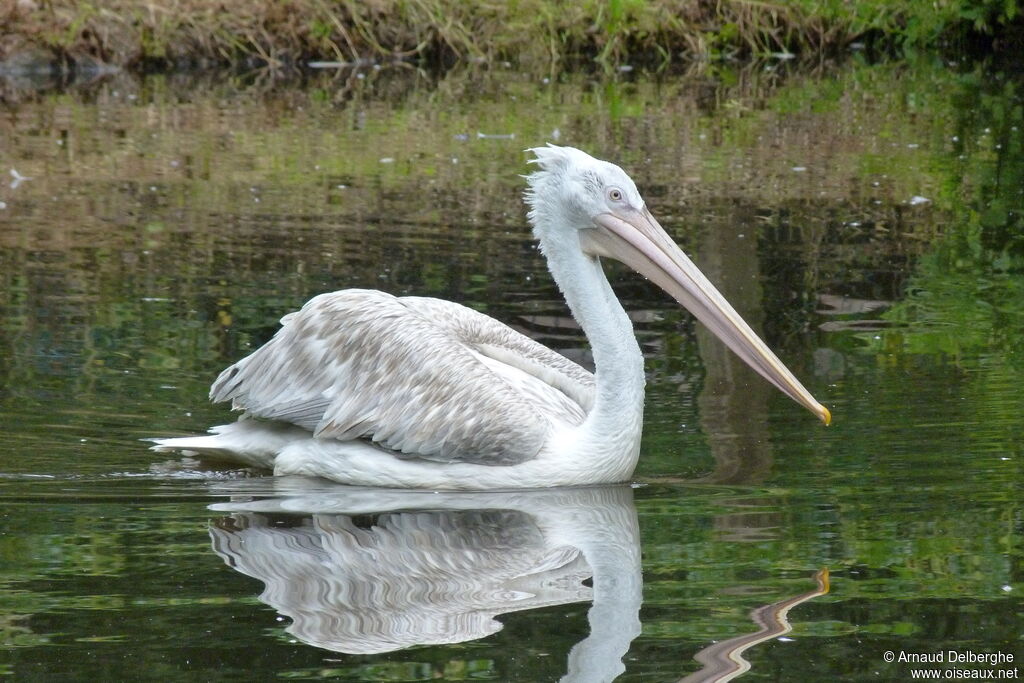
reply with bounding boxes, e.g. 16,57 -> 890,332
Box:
525,144 -> 831,425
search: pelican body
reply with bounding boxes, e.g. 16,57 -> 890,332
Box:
153,146 -> 829,488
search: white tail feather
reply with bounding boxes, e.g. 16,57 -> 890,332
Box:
150,421 -> 311,470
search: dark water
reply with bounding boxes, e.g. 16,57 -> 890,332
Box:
1,58 -> 1022,681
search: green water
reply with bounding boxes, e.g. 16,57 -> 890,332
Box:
1,57 -> 1022,681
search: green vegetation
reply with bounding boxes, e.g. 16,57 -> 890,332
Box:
0,0 -> 1020,71
789,0 -> 1020,50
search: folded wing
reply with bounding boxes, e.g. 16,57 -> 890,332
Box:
210,290 -> 595,465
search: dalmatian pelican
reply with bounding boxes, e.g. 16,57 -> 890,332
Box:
153,145 -> 830,488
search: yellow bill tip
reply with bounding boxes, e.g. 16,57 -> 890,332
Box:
819,405 -> 832,426
817,568 -> 830,594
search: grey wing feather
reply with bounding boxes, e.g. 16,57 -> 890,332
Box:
398,296 -> 594,413
210,290 -> 595,465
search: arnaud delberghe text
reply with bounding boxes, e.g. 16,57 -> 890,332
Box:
899,651 -> 1015,666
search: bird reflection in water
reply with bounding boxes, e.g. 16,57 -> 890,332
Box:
208,483 -> 642,683
205,481 -> 829,682
678,568 -> 830,683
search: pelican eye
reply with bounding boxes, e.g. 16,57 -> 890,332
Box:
608,188 -> 623,202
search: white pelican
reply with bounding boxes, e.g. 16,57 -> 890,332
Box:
153,145 -> 830,488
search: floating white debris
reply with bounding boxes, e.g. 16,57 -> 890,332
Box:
771,52 -> 796,60
0,201 -> 6,210
791,166 -> 807,172
907,143 -> 919,148
9,168 -> 31,189
477,132 -> 516,140
379,157 -> 395,164
308,61 -> 350,69
1002,585 -> 1012,592
618,64 -> 634,72
778,637 -> 795,642
908,195 -> 931,205
551,128 -> 561,141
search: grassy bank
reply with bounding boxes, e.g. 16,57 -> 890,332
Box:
0,0 -> 1020,72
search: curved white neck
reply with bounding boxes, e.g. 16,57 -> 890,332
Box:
542,235 -> 646,468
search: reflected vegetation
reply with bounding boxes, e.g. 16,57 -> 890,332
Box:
1,54 -> 1023,681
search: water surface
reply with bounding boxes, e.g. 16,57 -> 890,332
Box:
1,58 -> 1022,681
